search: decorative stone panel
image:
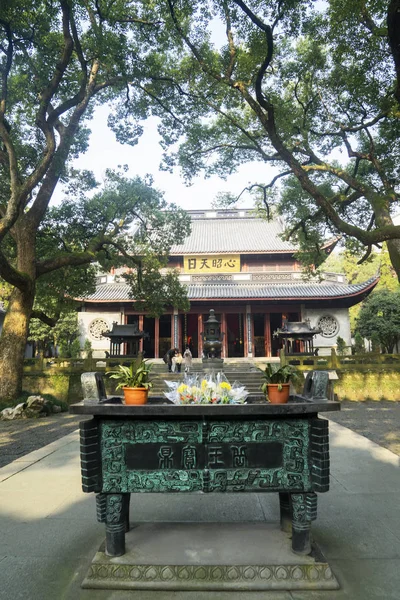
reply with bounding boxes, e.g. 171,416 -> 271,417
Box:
88,318 -> 109,340
317,315 -> 339,338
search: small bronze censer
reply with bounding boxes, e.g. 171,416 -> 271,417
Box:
201,309 -> 224,369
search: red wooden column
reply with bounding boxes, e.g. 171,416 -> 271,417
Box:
245,304 -> 253,358
172,309 -> 179,349
198,313 -> 203,357
154,317 -> 160,358
264,313 -> 271,357
138,315 -> 144,353
243,312 -> 248,357
221,312 -> 227,358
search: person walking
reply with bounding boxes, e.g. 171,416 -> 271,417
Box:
164,348 -> 176,372
174,349 -> 183,373
183,346 -> 192,373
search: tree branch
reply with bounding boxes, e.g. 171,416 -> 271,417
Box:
0,248 -> 32,292
387,0 -> 400,104
222,1 -> 237,78
233,0 -> 274,113
30,310 -> 60,328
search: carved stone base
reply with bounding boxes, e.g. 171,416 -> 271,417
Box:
201,357 -> 224,369
82,523 -> 339,591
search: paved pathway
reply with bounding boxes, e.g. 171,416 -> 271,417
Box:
0,412 -> 91,468
327,400 -> 400,456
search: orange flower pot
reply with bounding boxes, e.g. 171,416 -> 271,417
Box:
123,387 -> 149,405
267,383 -> 290,404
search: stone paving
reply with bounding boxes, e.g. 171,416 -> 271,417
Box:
327,400 -> 400,456
0,412 -> 91,468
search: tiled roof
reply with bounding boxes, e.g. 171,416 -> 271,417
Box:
170,217 -> 298,254
82,277 -> 378,302
186,278 -> 377,299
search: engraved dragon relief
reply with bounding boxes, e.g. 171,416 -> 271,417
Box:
119,420 -> 201,444
126,470 -> 202,492
207,420 -> 285,442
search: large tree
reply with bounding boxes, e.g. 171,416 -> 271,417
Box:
1,168 -> 190,398
0,1 -> 194,399
147,0 -> 400,275
357,289 -> 400,353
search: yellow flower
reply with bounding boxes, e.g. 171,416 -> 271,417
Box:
219,382 -> 231,390
177,384 -> 188,394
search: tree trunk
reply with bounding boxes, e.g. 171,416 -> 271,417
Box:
0,286 -> 35,400
0,221 -> 36,401
386,238 -> 400,283
372,207 -> 400,282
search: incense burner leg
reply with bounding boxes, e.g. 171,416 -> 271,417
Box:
279,492 -> 292,534
123,493 -> 131,532
290,492 -> 317,555
105,493 -> 128,557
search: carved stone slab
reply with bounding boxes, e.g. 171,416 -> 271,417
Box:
81,523 -> 339,591
81,372 -> 107,404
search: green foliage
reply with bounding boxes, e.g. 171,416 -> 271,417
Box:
0,1 -> 193,399
356,289 -> 400,353
370,331 -> 381,353
336,336 -> 347,356
124,257 -> 190,318
29,311 -> 80,357
149,0 -> 400,279
83,339 -> 93,358
324,249 -> 380,285
69,339 -> 82,359
108,356 -> 153,390
353,332 -> 366,354
324,243 -> 399,332
259,363 -> 302,392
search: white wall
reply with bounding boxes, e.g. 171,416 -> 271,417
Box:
303,307 -> 351,356
78,310 -> 122,357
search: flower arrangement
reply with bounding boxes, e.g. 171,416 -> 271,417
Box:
164,372 -> 248,405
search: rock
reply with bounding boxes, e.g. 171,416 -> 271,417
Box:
24,408 -> 41,418
52,405 -> 62,413
1,407 -> 15,420
26,396 -> 45,410
0,403 -> 27,420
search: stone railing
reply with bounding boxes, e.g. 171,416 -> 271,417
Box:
283,350 -> 400,370
24,351 -> 400,374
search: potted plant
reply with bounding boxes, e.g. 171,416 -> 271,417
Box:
259,363 -> 302,404
108,356 -> 153,405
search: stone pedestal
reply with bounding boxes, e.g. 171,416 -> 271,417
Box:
201,357 -> 224,372
82,522 -> 339,591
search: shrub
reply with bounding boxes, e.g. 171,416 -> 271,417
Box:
336,336 -> 347,356
353,332 -> 365,354
370,331 -> 381,353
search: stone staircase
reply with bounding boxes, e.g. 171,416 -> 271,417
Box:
148,359 -> 269,397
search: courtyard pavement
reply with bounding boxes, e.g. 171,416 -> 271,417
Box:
0,417 -> 399,600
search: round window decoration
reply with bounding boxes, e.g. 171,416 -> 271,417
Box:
317,315 -> 339,338
88,318 -> 109,340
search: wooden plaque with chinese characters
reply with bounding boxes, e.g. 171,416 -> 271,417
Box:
183,255 -> 240,273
